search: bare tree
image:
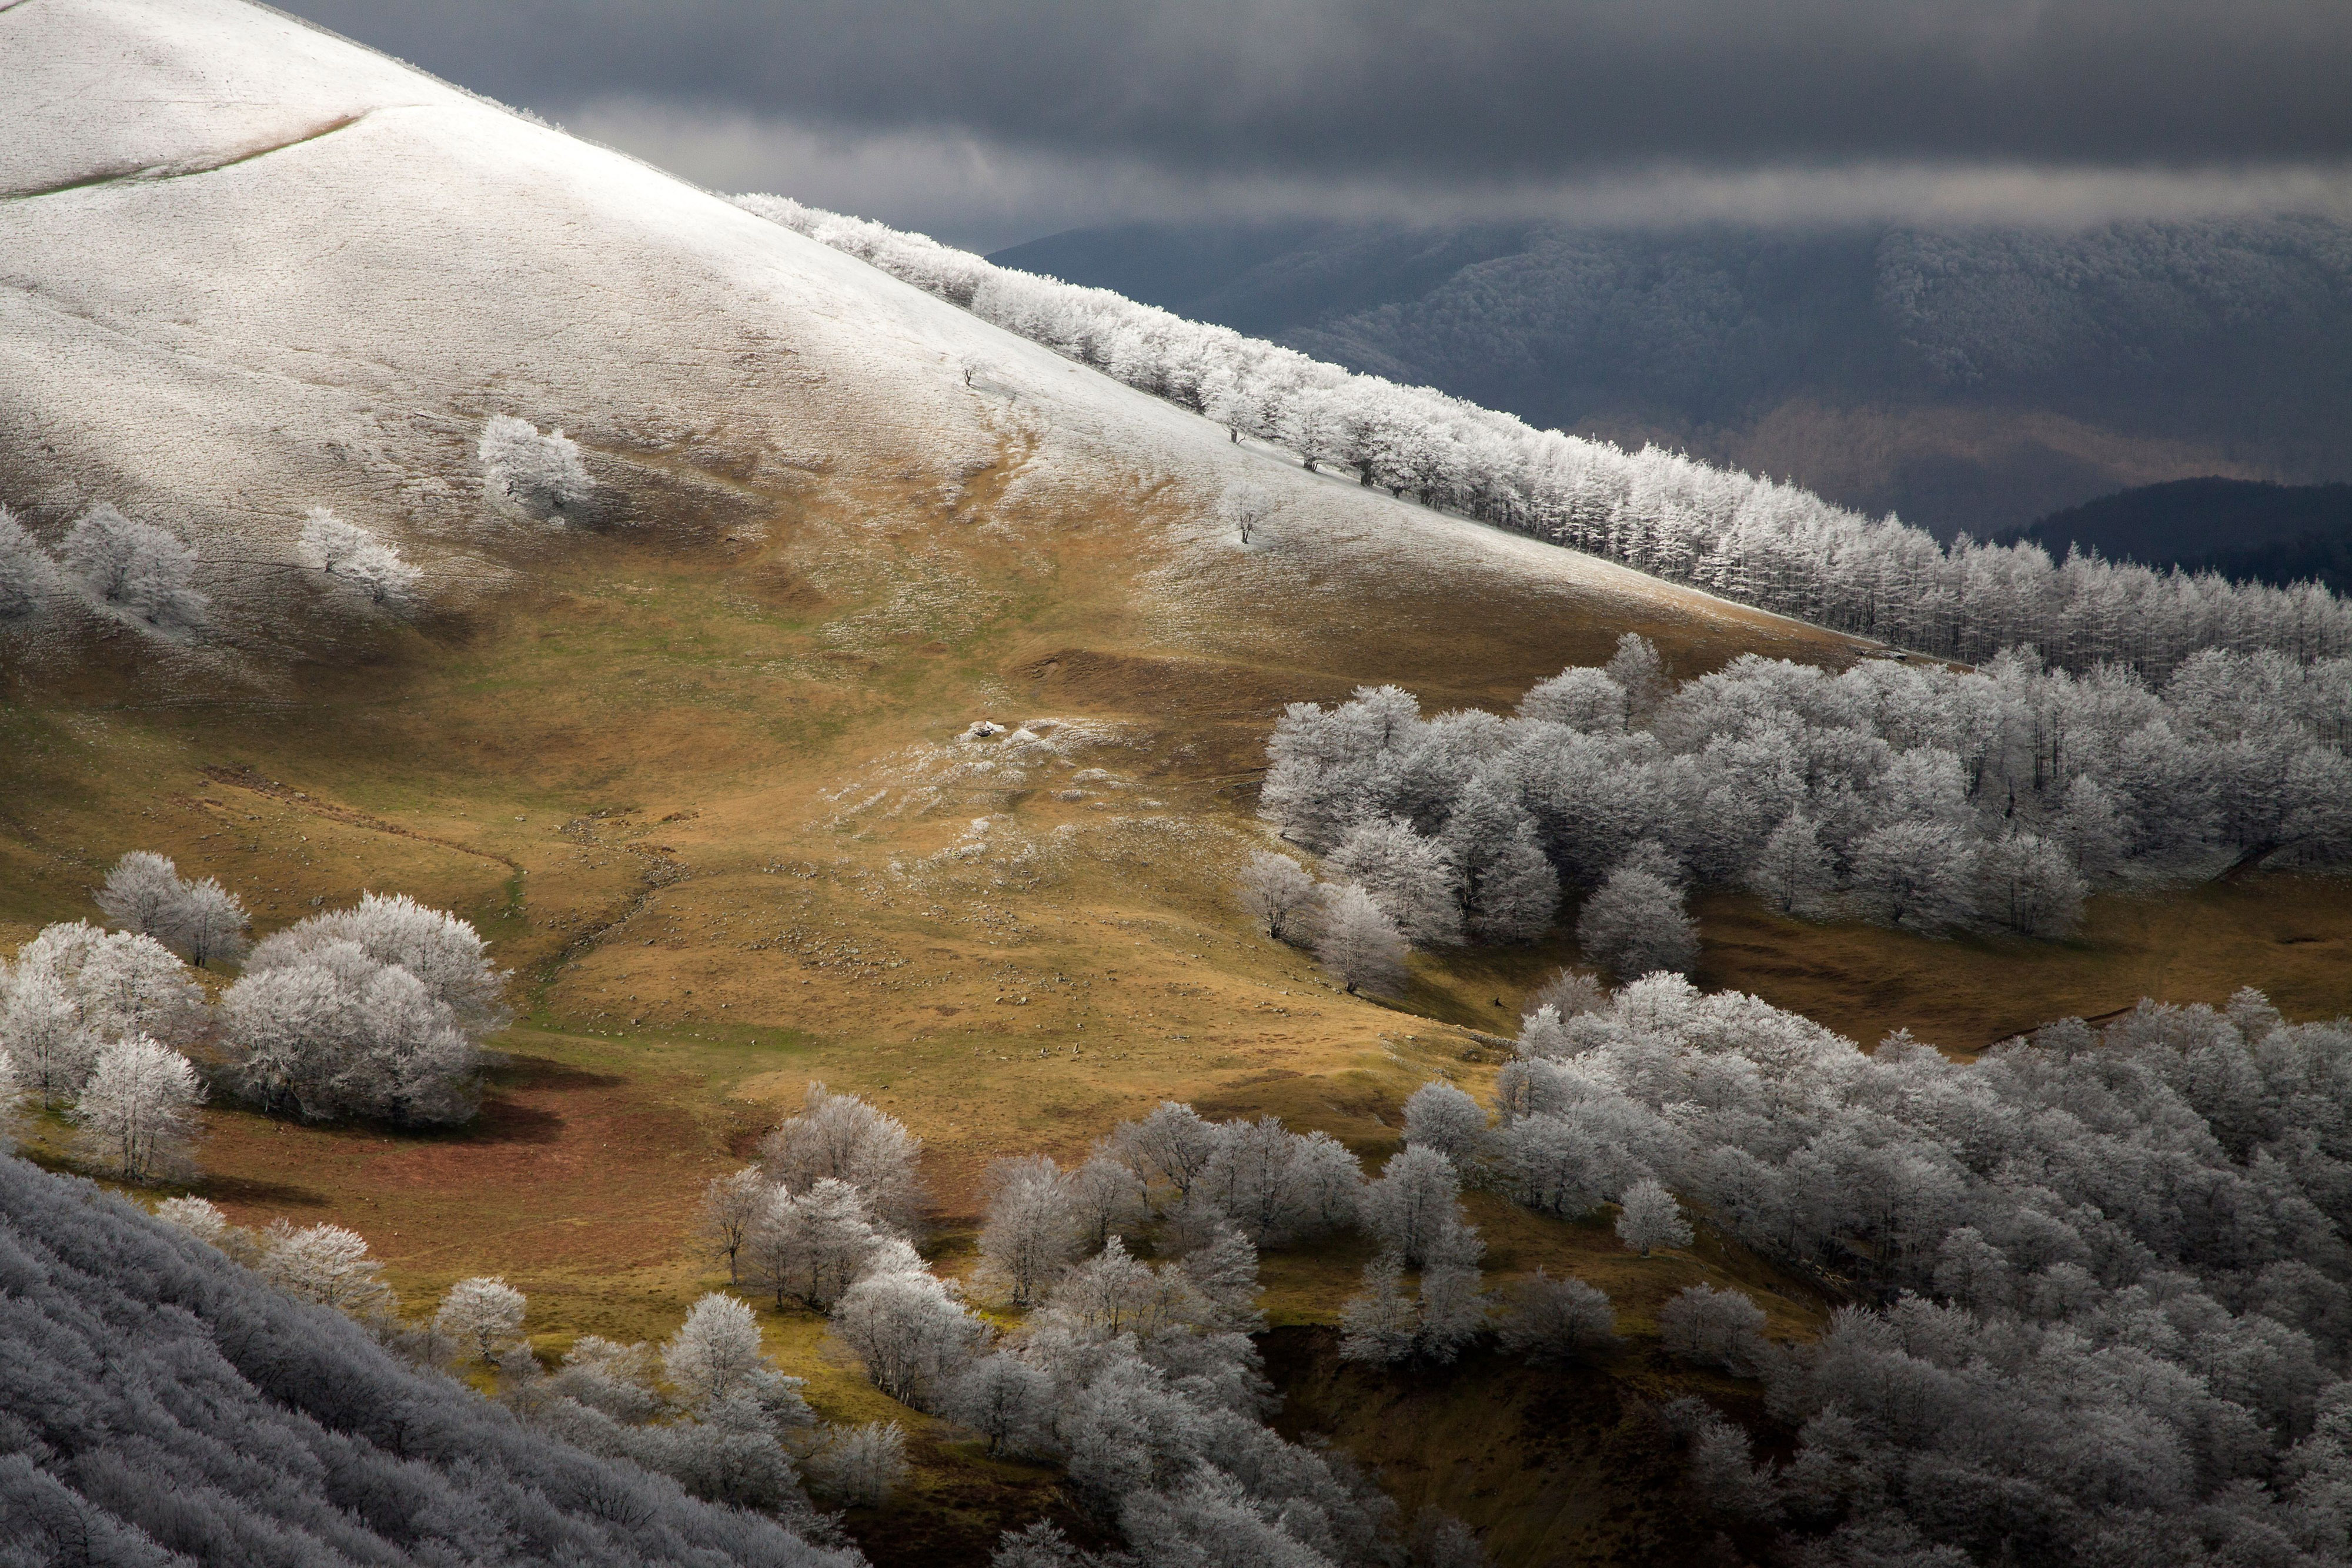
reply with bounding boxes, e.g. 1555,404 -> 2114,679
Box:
1313,883 -> 1408,996
1235,850 -> 1318,944
694,1166 -> 769,1283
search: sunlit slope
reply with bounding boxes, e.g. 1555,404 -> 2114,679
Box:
0,0 -> 1819,684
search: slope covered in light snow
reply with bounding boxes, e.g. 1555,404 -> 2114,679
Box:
0,0 -> 1817,669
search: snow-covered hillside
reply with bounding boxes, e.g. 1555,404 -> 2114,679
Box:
0,0 -> 1803,662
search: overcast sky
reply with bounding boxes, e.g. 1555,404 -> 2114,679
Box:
280,0 -> 2352,250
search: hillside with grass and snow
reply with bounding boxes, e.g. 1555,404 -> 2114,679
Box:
5,4 -> 2352,1567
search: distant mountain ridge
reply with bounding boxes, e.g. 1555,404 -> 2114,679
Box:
2000,477 -> 2352,593
993,219 -> 2352,539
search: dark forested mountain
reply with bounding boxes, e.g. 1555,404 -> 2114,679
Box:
2002,477 -> 2352,591
993,218 -> 2352,538
0,1156 -> 854,1568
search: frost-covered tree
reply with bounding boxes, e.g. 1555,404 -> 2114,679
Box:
1496,1271 -> 1617,1363
1748,811 -> 1833,918
977,1155 -> 1081,1307
662,1293 -> 768,1409
0,1047 -> 22,1149
760,1082 -> 927,1233
0,503 -> 58,621
72,1035 -> 202,1182
1615,1179 -> 1693,1257
1361,1146 -> 1478,1269
1605,633 -> 1668,724
1518,666 -> 1626,732
1325,817 -> 1462,945
1338,1253 -> 1418,1364
1108,1101 -> 1225,1210
1415,1264 -> 1491,1365
1848,822 -> 1976,932
946,1352 -> 1054,1456
252,892 -> 508,1031
435,1276 -> 527,1369
300,507 -> 423,610
93,851 -> 250,967
1313,883 -> 1409,995
94,851 -> 183,940
60,503 -> 208,631
1439,775 -> 1560,943
829,1265 -> 988,1407
7,922 -> 205,1087
742,1177 -> 888,1311
1235,850 -> 1319,944
1576,865 -> 1698,978
258,1220 -> 396,1320
1973,831 -> 2086,937
174,877 -> 250,968
1402,1081 -> 1488,1164
1068,1149 -> 1148,1248
1658,1283 -> 1769,1375
479,415 -> 594,521
809,1420 -> 907,1506
224,923 -> 486,1127
695,1165 -> 769,1283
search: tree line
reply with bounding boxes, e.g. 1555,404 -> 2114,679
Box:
736,196 -> 2352,680
1245,636 -> 2352,985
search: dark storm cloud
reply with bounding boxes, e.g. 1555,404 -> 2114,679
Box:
277,0 -> 2352,172
274,1 -> 2352,246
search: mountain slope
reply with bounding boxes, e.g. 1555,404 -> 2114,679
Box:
994,218 -> 2352,536
2000,477 -> 2352,591
0,1154 -> 854,1566
0,0 -> 1810,683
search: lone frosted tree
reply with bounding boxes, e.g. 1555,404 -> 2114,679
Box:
1314,883 -> 1409,996
479,415 -> 594,522
1576,866 -> 1698,979
59,504 -> 208,631
299,507 -> 422,610
1616,1179 -> 1693,1257
435,1276 -> 527,1369
72,1036 -> 203,1182
1221,481 -> 1272,545
1235,850 -> 1318,944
